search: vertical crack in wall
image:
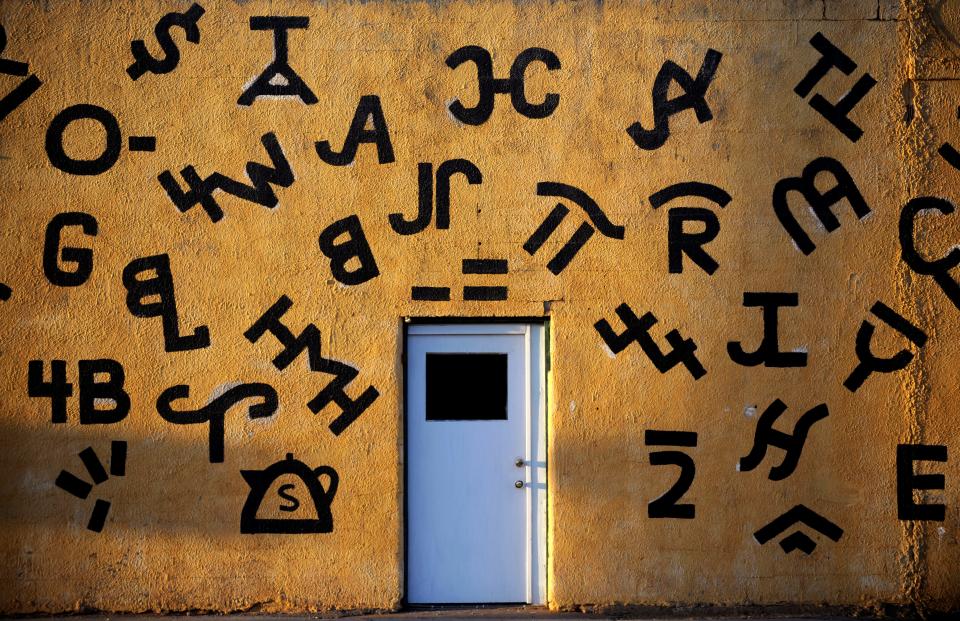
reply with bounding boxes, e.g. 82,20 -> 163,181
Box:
894,0 -> 935,614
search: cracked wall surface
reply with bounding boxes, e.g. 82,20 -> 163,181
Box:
0,0 -> 958,614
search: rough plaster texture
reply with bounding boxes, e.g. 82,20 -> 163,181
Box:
0,0 -> 957,615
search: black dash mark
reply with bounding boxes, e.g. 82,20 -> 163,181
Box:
128,136 -> 156,152
938,141 -> 960,172
414,257 -> 509,302
547,223 -> 593,275
55,470 -> 92,499
523,203 -> 568,255
412,286 -> 450,301
0,283 -> 10,301
648,181 -> 732,210
645,430 -> 697,447
463,286 -> 507,301
79,446 -> 108,484
86,499 -> 111,533
110,440 -> 127,476
462,258 -> 508,274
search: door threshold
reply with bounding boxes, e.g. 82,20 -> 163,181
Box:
399,604 -> 550,615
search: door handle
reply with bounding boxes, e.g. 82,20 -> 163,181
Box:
515,458 -> 524,468
514,480 -> 524,489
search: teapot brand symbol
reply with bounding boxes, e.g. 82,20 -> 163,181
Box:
240,453 -> 338,534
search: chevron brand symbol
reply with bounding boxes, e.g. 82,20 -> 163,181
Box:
753,504 -> 843,555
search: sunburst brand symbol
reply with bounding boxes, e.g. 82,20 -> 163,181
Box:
54,441 -> 127,533
239,453 -> 339,534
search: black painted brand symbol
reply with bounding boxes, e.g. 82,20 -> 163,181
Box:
29,359 -> 131,424
445,45 -> 560,125
627,49 -> 722,150
156,383 -> 279,463
794,32 -> 875,142
772,156 -> 869,256
238,16 -> 316,106
318,215 -> 380,286
844,301 -> 928,393
753,504 -> 843,555
45,104 -> 155,177
524,182 -> 624,275
316,95 -> 394,166
412,258 -> 509,302
55,441 -> 127,533
649,181 -> 732,275
390,160 -> 482,235
645,430 -> 697,519
240,453 -> 338,534
595,303 -> 706,380
0,23 -> 42,123
159,132 -> 293,222
739,399 -> 828,481
127,3 -> 205,81
727,292 -> 807,368
122,253 -> 211,353
245,295 -> 379,435
900,196 -> 960,314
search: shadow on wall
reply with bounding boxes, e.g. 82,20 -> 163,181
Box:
930,1 -> 960,53
0,416 -> 358,537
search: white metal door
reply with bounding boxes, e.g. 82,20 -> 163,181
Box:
406,323 -> 546,604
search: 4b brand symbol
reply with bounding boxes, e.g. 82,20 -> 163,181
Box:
28,359 -> 130,425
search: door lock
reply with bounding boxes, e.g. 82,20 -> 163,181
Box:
515,457 -> 525,468
514,480 -> 524,489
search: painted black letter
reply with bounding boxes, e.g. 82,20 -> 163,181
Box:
122,254 -> 210,352
897,444 -> 947,521
728,292 -> 807,367
844,302 -> 927,392
43,212 -> 98,287
668,208 -> 720,274
45,104 -> 122,176
78,359 -> 130,424
627,49 -> 722,150
316,95 -> 394,166
318,215 -> 380,286
28,360 -> 72,423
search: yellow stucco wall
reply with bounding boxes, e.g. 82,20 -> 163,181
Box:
1,0 -> 958,614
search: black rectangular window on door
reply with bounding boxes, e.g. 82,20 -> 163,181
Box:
425,353 -> 508,421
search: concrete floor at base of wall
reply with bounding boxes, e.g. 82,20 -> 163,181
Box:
9,605 -> 958,621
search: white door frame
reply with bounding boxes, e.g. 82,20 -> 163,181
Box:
403,320 -> 548,605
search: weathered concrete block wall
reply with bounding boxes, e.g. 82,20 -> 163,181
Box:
0,0 -> 957,614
